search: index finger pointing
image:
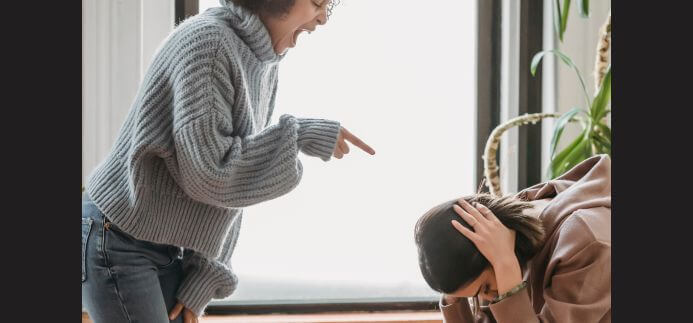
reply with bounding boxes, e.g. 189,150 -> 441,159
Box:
342,128 -> 375,155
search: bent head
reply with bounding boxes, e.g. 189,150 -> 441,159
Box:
231,0 -> 337,54
414,194 -> 545,301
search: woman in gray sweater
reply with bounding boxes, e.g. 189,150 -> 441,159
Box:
81,1 -> 374,322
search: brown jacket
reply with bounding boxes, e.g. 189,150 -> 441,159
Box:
440,155 -> 611,323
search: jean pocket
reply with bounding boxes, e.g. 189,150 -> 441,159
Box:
156,246 -> 181,270
82,217 -> 94,282
104,222 -> 178,270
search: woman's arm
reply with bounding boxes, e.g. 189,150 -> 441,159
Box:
173,109 -> 339,208
488,238 -> 610,323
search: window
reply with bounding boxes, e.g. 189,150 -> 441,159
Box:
196,0 -> 478,307
82,0 -> 479,312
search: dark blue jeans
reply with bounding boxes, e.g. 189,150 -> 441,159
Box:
82,194 -> 184,323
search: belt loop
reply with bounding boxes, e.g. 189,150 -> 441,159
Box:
103,216 -> 111,231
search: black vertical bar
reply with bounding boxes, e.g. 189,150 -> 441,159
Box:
475,0 -> 503,192
518,0 -> 543,189
175,0 -> 199,25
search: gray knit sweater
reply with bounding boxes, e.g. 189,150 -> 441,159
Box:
85,2 -> 340,315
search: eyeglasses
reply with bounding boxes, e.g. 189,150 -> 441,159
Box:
325,0 -> 340,19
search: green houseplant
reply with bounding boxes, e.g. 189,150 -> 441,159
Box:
534,0 -> 612,179
482,1 -> 611,196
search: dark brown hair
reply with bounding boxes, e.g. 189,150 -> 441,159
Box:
230,0 -> 295,17
414,194 -> 545,294
229,0 -> 339,18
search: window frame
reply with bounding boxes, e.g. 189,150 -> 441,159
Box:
205,298 -> 441,315
175,0 -> 198,25
477,0 -> 544,194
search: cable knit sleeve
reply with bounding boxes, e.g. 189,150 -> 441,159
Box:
175,215 -> 242,316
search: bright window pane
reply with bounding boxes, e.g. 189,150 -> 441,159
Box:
199,0 -> 477,303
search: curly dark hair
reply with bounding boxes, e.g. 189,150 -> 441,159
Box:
230,0 -> 340,19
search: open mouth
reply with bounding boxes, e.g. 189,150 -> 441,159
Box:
291,29 -> 313,48
290,30 -> 302,48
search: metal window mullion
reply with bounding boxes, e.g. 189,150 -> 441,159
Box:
500,0 -> 521,195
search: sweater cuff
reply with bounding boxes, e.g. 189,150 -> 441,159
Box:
488,288 -> 536,322
175,256 -> 238,316
296,118 -> 341,161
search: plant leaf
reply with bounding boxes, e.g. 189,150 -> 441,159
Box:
597,122 -> 611,139
531,50 -> 590,107
550,107 -> 585,158
591,65 -> 612,120
560,0 -> 572,40
549,132 -> 584,179
554,0 -> 563,42
592,132 -> 611,155
596,108 -> 611,121
553,131 -> 591,177
578,0 -> 590,17
531,52 -> 545,76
